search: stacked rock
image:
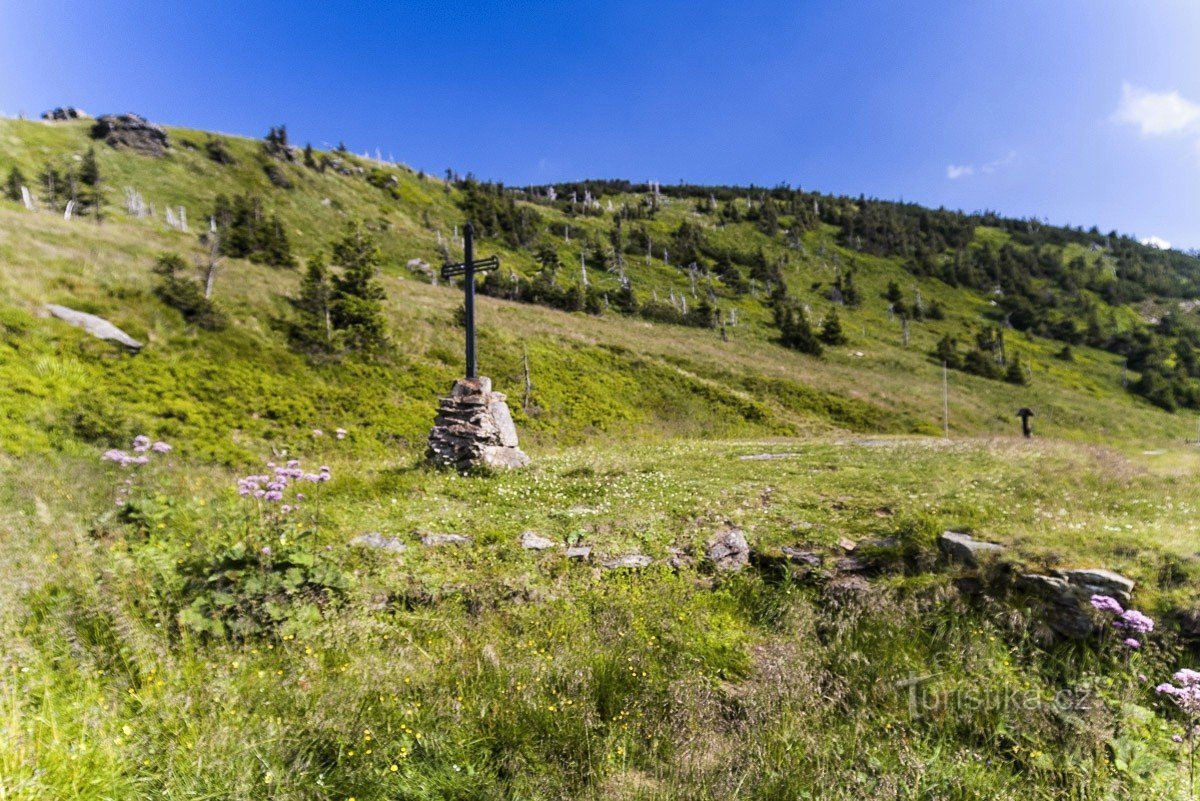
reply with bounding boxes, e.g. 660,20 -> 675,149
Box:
426,377 -> 530,471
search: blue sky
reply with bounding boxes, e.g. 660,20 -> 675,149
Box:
3,1 -> 1199,248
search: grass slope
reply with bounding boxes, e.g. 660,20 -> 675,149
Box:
0,115 -> 1197,799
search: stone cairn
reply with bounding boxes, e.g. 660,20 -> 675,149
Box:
427,377 -> 530,471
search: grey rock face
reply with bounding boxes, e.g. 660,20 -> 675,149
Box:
427,377 -> 530,472
938,531 -> 1006,568
520,531 -> 555,550
1058,568 -> 1135,605
1016,568 -> 1135,639
351,532 -> 407,553
91,113 -> 170,156
706,525 -> 750,572
46,305 -> 142,351
42,107 -> 91,121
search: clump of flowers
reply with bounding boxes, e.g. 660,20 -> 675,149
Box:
237,460 -> 330,524
1089,594 -> 1154,648
1157,669 -> 1200,795
101,434 -> 172,505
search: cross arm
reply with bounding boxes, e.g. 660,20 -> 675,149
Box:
441,254 -> 500,279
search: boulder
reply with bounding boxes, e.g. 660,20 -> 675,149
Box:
427,377 -> 530,471
706,525 -> 749,572
351,532 -> 407,554
938,531 -> 1006,568
407,258 -> 434,281
520,531 -> 555,550
42,107 -> 91,121
91,113 -> 170,156
566,546 -> 592,560
46,305 -> 142,351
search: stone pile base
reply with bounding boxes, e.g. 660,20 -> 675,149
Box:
426,377 -> 530,471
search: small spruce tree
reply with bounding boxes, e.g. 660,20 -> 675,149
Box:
329,221 -> 388,352
819,307 -> 847,345
4,166 -> 24,201
1005,354 -> 1030,385
79,147 -> 103,220
290,253 -> 335,354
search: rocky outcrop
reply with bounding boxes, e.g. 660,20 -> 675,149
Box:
42,107 -> 91,121
91,113 -> 169,156
1057,568 -> 1134,605
427,377 -> 530,472
938,531 -> 1005,568
46,305 -> 142,351
706,525 -> 750,572
1016,568 -> 1137,639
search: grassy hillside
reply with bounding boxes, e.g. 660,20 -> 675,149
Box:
1,114 -> 1199,799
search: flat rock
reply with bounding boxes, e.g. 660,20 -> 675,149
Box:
602,554 -> 652,570
938,531 -> 1005,568
706,525 -> 750,572
520,531 -> 555,550
739,452 -> 802,461
420,532 -> 472,547
350,533 -> 407,554
46,305 -> 142,351
1056,568 -> 1135,604
780,547 -> 823,567
566,546 -> 592,560
838,537 -> 858,552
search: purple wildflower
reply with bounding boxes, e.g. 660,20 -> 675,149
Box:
1175,669 -> 1200,687
261,546 -> 272,556
312,429 -> 323,437
1123,638 -> 1141,649
151,441 -> 172,453
132,435 -> 151,453
1115,609 -> 1155,634
102,449 -> 130,464
1089,594 -> 1124,615
335,428 -> 347,440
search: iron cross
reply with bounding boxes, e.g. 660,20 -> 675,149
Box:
441,222 -> 499,379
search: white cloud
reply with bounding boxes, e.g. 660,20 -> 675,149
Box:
1113,82 -> 1200,136
946,150 -> 1018,180
980,150 -> 1019,174
1139,235 -> 1172,250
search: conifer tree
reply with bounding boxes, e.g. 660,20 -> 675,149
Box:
303,143 -> 317,169
79,147 -> 103,220
4,166 -> 24,202
1005,354 -> 1030,385
290,253 -> 335,353
819,306 -> 847,345
774,301 -> 822,356
329,221 -> 388,352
